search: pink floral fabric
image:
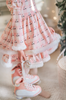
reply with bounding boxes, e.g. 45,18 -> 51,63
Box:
0,0 -> 60,68
0,0 -> 56,51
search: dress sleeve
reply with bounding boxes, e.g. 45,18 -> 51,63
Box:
6,0 -> 13,12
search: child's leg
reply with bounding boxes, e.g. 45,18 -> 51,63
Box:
18,51 -> 51,98
29,68 -> 38,75
39,90 -> 51,98
29,68 -> 51,98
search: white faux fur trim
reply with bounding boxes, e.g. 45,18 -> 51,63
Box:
25,39 -> 60,55
48,33 -> 61,55
0,48 -> 18,55
0,34 -> 61,56
1,54 -> 20,68
30,61 -> 43,69
1,55 -> 12,68
43,56 -> 50,63
12,44 -> 27,51
48,44 -> 58,55
1,60 -> 20,68
55,33 -> 61,40
0,44 -> 26,55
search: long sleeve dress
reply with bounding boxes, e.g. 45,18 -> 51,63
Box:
0,0 -> 60,68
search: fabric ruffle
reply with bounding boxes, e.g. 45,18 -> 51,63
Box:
0,0 -> 58,52
1,50 -> 50,68
48,33 -> 61,54
0,12 -> 59,53
0,0 -> 61,68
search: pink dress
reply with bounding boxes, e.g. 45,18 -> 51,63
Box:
0,0 -> 60,68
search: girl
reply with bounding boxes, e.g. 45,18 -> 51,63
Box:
0,0 -> 60,99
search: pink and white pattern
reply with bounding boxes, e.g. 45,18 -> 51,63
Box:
0,0 -> 60,68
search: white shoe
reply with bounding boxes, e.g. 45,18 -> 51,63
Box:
11,64 -> 40,85
14,77 -> 41,99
